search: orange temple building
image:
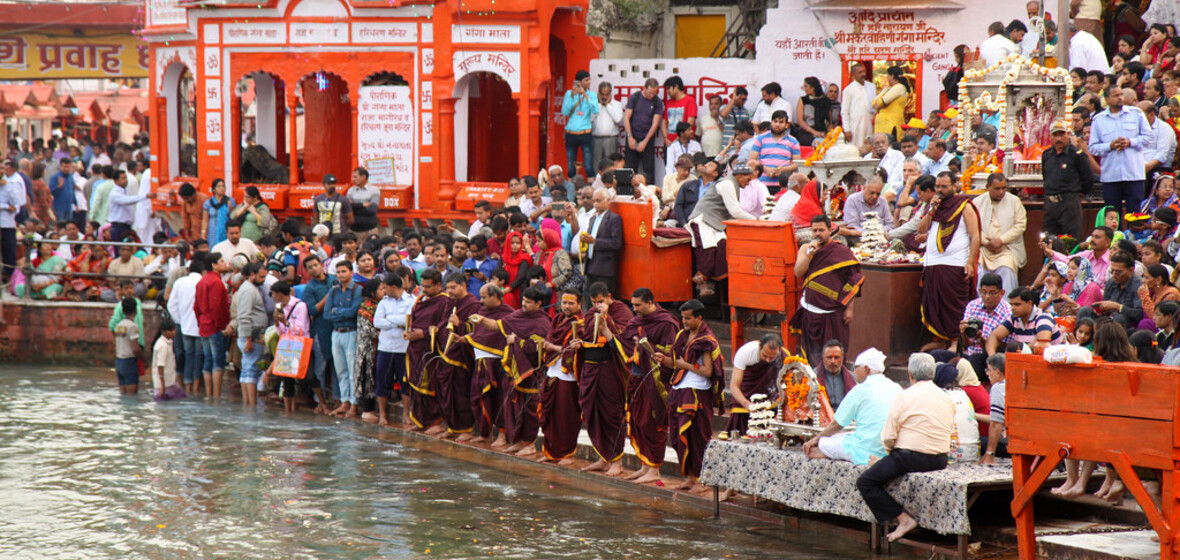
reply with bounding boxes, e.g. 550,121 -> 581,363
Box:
142,0 -> 600,221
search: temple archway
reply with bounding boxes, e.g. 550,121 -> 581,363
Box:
162,62 -> 197,178
236,72 -> 289,184
299,70 -> 351,184
454,71 -> 518,183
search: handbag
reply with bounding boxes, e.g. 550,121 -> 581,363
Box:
272,302 -> 312,379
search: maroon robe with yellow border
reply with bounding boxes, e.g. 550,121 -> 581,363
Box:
497,308 -> 551,444
788,240 -> 863,369
573,307 -> 631,462
618,307 -> 680,468
668,322 -> 725,478
538,309 -> 583,461
406,293 -> 452,429
921,194 -> 979,340
465,303 -> 515,437
435,293 -> 483,434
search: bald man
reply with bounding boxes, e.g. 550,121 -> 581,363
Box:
768,172 -> 807,222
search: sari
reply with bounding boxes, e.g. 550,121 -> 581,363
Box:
501,231 -> 532,308
790,179 -> 824,227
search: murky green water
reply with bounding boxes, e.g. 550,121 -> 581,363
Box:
0,367 -> 886,560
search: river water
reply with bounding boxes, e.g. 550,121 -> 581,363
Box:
0,367 -> 889,559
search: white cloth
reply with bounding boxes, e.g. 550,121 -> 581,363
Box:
133,168 -> 158,245
1149,118 -> 1177,168
948,388 -> 981,462
768,189 -> 800,223
72,171 -> 87,212
672,369 -> 712,391
0,173 -> 27,228
665,139 -> 703,177
593,99 -> 624,137
817,433 -> 854,462
871,148 -> 905,186
924,217 -> 971,266
546,359 -> 576,382
841,81 -> 876,149
751,96 -> 790,125
519,196 -> 551,219
1070,30 -> 1111,74
467,219 -> 485,240
853,347 -> 886,373
698,111 -> 724,157
979,34 -> 1018,67
732,340 -> 762,371
1019,19 -> 1041,57
167,272 -> 202,335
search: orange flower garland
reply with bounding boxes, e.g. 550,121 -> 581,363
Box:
803,126 -> 844,166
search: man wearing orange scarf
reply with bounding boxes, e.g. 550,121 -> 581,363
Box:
917,172 -> 981,346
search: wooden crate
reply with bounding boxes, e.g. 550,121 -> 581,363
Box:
455,182 -> 509,210
724,220 -> 799,313
253,184 -> 290,210
612,199 -> 692,302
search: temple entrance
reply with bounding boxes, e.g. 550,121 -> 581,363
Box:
842,58 -> 923,124
162,62 -> 198,178
236,72 -> 289,184
455,71 -> 518,183
299,71 -> 351,184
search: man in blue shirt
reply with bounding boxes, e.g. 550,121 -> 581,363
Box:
48,158 -> 77,223
324,259 -> 363,417
1089,86 -> 1154,223
301,254 -> 338,414
462,234 -> 499,295
802,347 -> 903,465
562,70 -> 599,178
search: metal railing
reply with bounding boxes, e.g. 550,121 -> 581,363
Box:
15,236 -> 184,302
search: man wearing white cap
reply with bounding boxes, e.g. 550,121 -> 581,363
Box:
802,347 -> 903,465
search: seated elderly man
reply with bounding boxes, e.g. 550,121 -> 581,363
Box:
856,352 -> 955,542
802,347 -> 902,465
838,175 -> 892,238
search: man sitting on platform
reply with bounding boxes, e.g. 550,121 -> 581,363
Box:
686,160 -> 758,297
838,174 -> 892,238
817,340 -> 856,409
803,347 -> 902,465
856,353 -> 955,542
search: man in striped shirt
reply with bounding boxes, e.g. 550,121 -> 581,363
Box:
984,287 -> 1064,355
747,110 -> 800,190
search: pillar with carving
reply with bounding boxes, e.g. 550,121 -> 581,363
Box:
433,2 -> 456,209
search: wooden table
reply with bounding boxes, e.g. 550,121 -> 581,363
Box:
847,262 -> 923,367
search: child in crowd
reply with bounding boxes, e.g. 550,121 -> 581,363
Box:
113,297 -> 142,395
977,353 -> 1006,464
1072,317 -> 1095,350
152,319 -> 186,401
107,279 -> 145,347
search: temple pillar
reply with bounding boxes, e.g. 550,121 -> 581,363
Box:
433,3 -> 456,206
287,94 -> 299,186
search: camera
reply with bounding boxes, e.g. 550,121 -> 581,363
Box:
963,318 -> 984,340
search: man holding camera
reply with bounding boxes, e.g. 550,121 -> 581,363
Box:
960,273 -> 1011,377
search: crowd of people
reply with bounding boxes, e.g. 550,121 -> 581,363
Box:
6,0 -> 1180,544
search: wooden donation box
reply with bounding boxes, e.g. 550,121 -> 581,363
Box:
612,199 -> 692,303
847,263 -> 924,366
1006,353 -> 1180,559
724,220 -> 798,351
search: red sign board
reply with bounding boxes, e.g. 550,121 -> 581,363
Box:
378,186 -> 412,210
455,181 -> 509,211
287,185 -> 323,212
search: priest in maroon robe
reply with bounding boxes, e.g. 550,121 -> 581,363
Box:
657,299 -> 725,494
618,287 -> 680,485
538,289 -> 584,464
465,284 -> 515,447
725,334 -> 786,435
789,214 -> 864,368
572,281 -> 634,478
471,286 -> 551,457
435,272 -> 483,439
405,269 -> 451,433
917,174 -> 981,344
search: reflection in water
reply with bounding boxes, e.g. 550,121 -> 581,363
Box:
0,368 -> 879,559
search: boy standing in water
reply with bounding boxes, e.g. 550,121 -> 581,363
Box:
114,297 -> 142,394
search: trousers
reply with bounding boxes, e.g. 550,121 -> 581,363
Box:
331,330 -> 358,404
856,448 -> 948,523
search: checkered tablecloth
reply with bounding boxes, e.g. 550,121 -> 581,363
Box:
699,440 -> 1018,535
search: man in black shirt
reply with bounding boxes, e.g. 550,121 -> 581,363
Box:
1041,122 -> 1095,240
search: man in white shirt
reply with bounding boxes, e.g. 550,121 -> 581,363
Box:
841,63 -> 876,150
1020,2 -> 1043,56
751,82 -> 790,125
768,172 -> 806,222
467,200 -> 492,240
1140,101 -> 1176,179
1,160 -> 28,281
865,133 -> 904,187
519,179 -> 553,225
107,169 -> 147,243
167,256 -> 206,395
979,21 -> 1018,67
133,166 -> 158,246
665,121 -> 703,177
1069,26 -> 1111,74
211,219 -> 260,261
592,82 -> 624,166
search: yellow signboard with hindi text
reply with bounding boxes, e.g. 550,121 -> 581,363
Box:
0,29 -> 149,80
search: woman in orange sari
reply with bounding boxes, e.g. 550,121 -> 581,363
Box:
1139,263 -> 1180,330
65,242 -> 112,301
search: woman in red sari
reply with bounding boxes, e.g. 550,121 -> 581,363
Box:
501,231 -> 532,308
790,179 -> 824,228
65,242 -> 111,301
535,227 -> 571,316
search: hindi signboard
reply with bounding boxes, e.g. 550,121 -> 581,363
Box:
0,29 -> 148,79
357,86 -> 415,187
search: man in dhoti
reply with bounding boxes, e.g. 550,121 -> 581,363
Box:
470,286 -> 551,457
918,172 -> 981,348
618,287 -> 681,484
435,272 -> 483,439
405,269 -> 451,433
572,282 -> 635,477
537,289 -> 584,465
687,160 -> 758,297
789,214 -> 864,368
841,62 -> 876,150
464,284 -> 515,447
656,299 -> 724,494
725,333 -> 786,436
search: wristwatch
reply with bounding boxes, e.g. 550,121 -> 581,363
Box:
985,451 -> 996,456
